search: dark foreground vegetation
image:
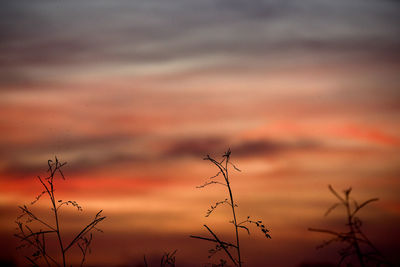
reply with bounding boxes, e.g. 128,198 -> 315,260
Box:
309,186 -> 392,267
14,157 -> 105,267
11,151 -> 397,267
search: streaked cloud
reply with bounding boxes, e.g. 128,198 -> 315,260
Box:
1,0 -> 399,85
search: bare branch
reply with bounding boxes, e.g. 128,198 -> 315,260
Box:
197,180 -> 227,189
203,225 -> 238,266
206,199 -> 229,217
64,211 -> 106,253
351,198 -> 379,217
324,203 -> 340,217
328,184 -> 345,204
190,235 -> 237,248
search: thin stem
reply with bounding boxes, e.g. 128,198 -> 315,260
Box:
43,234 -> 51,267
48,175 -> 66,267
78,234 -> 92,267
224,156 -> 242,267
345,193 -> 365,267
144,255 -> 148,267
204,151 -> 242,266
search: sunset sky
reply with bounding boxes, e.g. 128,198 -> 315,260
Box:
1,0 -> 400,266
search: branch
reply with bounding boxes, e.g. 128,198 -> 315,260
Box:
190,235 -> 237,248
328,185 -> 346,204
19,230 -> 57,242
18,206 -> 56,231
203,224 -> 237,266
351,198 -> 379,217
205,199 -> 229,217
63,211 -> 105,253
197,180 -> 227,189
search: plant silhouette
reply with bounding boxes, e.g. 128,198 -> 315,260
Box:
14,157 -> 106,267
160,250 -> 177,267
143,250 -> 177,267
191,149 -> 271,267
309,185 -> 389,267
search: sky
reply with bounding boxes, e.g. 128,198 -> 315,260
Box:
1,0 -> 400,266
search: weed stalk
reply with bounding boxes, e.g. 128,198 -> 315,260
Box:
191,149 -> 271,266
309,185 -> 388,267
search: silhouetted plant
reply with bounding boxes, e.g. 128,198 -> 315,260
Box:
191,149 -> 271,267
143,250 -> 177,267
161,250 -> 177,267
309,185 -> 389,267
14,157 -> 106,267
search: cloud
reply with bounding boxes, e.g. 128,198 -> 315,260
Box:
0,132 -> 146,177
0,135 -> 322,177
232,139 -> 321,158
1,0 -> 399,87
162,137 -> 228,158
0,152 -> 148,178
162,136 -> 322,160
